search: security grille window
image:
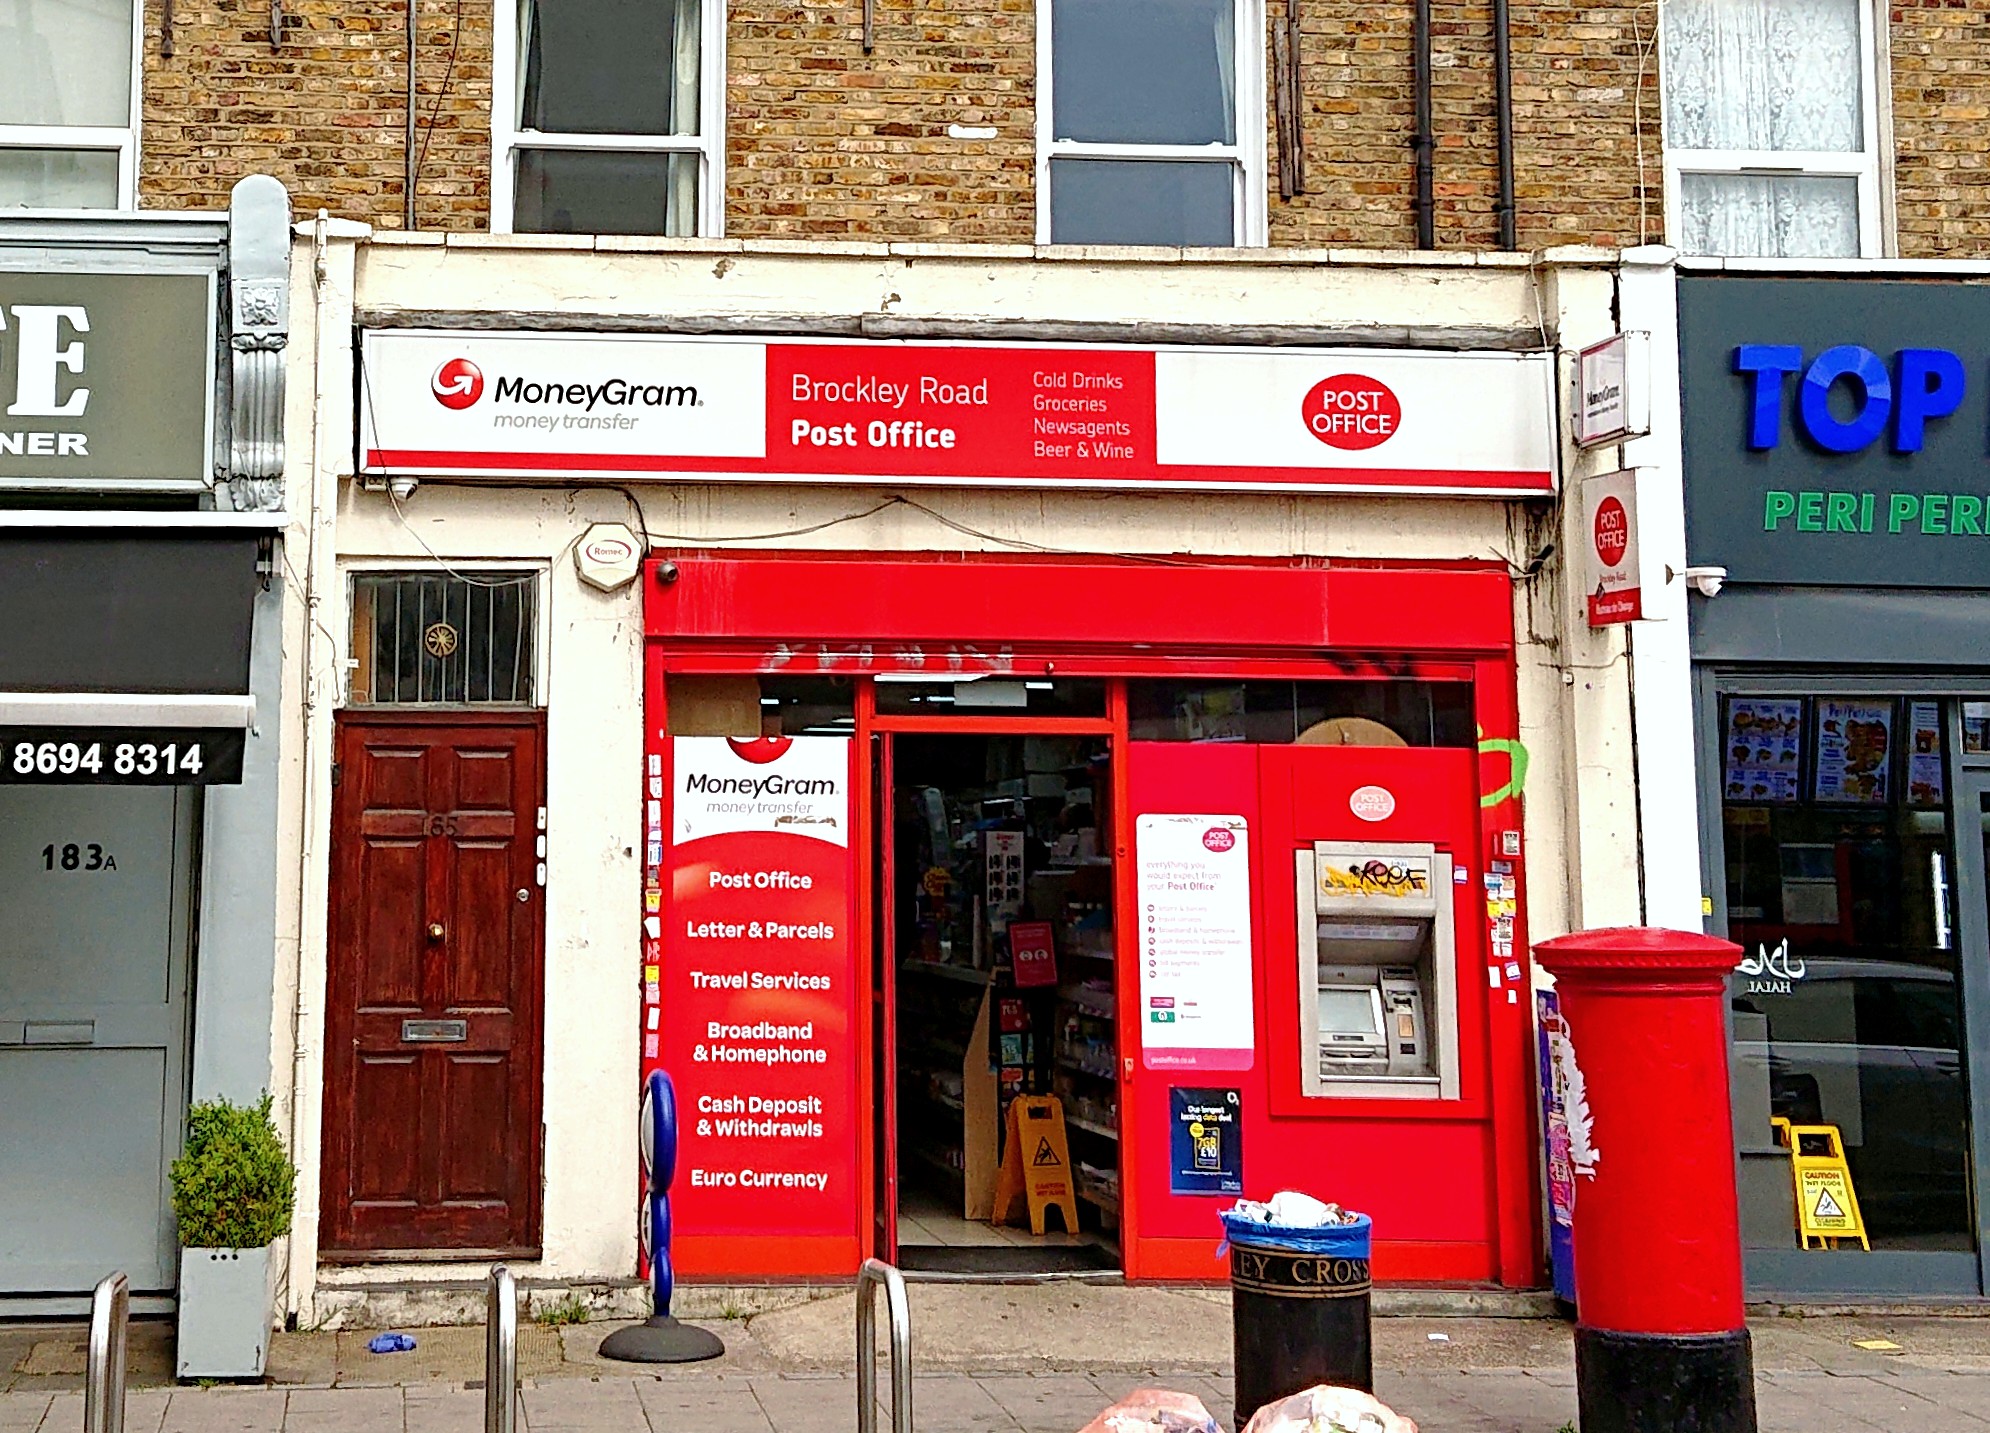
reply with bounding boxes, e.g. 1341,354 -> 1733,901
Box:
495,0 -> 722,236
0,0 -> 139,208
1662,0 -> 1882,257
349,573 -> 537,706
1040,0 -> 1266,246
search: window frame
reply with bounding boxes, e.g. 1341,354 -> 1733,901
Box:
341,562 -> 551,710
0,0 -> 144,211
1660,0 -> 1886,259
490,0 -> 727,238
1034,0 -> 1268,248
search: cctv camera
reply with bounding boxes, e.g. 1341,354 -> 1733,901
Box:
387,474 -> 418,501
1676,564 -> 1727,598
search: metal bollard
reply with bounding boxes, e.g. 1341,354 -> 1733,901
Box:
855,1259 -> 911,1433
85,1272 -> 129,1433
484,1266 -> 518,1433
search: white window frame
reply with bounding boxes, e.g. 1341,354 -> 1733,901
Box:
491,0 -> 727,238
1660,0 -> 1885,258
0,0 -> 144,211
1035,0 -> 1267,247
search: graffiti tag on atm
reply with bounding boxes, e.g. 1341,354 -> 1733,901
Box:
1319,858 -> 1431,898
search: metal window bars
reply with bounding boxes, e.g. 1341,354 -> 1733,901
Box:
85,1272 -> 129,1433
855,1259 -> 912,1433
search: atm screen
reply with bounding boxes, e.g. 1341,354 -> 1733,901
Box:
1318,986 -> 1380,1035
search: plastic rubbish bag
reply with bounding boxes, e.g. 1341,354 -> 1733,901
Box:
1239,1386 -> 1416,1433
1226,1192 -> 1360,1229
366,1332 -> 417,1354
1078,1388 -> 1225,1433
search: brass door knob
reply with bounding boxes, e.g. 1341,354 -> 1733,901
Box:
428,922 -> 445,940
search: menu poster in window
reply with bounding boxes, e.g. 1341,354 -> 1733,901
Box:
1723,698 -> 1802,804
1814,700 -> 1894,806
1135,814 -> 1255,1070
1907,702 -> 1946,808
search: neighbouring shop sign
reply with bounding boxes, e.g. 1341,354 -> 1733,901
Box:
1135,814 -> 1255,1071
0,269 -> 216,491
651,735 -> 858,1248
1681,275 -> 1990,588
0,729 -> 245,784
359,331 -> 1557,497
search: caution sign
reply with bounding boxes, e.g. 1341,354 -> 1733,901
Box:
992,1096 -> 1079,1236
1781,1121 -> 1869,1252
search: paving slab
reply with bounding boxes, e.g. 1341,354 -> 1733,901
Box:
632,1376 -> 774,1433
0,1396 -> 52,1433
158,1389 -> 288,1433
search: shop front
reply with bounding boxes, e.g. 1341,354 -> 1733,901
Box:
1679,270 -> 1990,1296
310,241 -> 1639,1317
0,183 -> 291,1315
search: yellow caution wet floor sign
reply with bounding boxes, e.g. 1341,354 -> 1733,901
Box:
1776,1119 -> 1869,1252
992,1095 -> 1079,1236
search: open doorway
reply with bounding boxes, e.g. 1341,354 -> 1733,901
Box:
884,731 -> 1123,1274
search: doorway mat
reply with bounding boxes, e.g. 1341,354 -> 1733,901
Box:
895,1244 -> 1120,1276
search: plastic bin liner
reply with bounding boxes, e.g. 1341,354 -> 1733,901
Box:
1239,1386 -> 1416,1433
1077,1389 -> 1223,1433
1219,1209 -> 1371,1259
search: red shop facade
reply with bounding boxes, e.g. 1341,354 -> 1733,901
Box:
640,553 -> 1541,1287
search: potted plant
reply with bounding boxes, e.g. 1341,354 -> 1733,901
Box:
170,1094 -> 297,1378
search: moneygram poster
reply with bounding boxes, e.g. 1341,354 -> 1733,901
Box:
648,735 -> 858,1267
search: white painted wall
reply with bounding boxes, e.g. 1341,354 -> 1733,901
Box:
269,236 -> 1641,1319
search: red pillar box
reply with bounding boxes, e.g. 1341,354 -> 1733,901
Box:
1532,928 -> 1755,1433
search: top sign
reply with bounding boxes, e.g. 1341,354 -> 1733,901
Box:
1574,332 -> 1651,447
0,268 -> 217,492
359,331 -> 1557,498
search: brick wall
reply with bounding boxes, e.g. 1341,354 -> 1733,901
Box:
1891,0 -> 1990,258
139,0 -> 491,228
725,0 -> 1037,241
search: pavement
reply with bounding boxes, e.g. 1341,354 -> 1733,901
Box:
10,1283 -> 1990,1430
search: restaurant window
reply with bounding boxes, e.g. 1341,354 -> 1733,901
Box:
1039,0 -> 1265,246
348,572 -> 537,705
1661,0 -> 1882,257
0,0 -> 139,209
1719,694 -> 1972,1252
496,0 -> 722,236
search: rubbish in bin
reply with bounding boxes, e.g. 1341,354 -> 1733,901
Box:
366,1333 -> 417,1354
1224,1191 -> 1361,1231
1077,1389 -> 1224,1433
1239,1385 -> 1416,1433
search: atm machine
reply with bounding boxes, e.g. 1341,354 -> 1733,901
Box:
1294,841 -> 1460,1100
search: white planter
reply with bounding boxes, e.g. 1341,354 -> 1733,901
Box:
176,1246 -> 273,1379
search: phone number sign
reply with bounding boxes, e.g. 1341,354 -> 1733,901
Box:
0,728 -> 247,784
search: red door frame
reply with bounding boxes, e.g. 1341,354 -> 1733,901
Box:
645,553 -> 1542,1288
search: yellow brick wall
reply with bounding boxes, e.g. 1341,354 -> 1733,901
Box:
131,0 -> 1970,257
139,0 -> 492,229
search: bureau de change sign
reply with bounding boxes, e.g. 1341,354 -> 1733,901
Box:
0,268 -> 216,492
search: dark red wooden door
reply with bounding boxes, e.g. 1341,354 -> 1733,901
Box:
323,713 -> 545,1255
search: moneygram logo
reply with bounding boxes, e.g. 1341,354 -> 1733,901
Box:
431,357 -> 484,410
1302,374 -> 1401,451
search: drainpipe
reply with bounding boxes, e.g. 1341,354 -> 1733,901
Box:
405,0 -> 418,229
1493,0 -> 1517,250
1412,0 -> 1434,249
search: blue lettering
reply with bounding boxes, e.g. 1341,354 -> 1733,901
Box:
1894,348 -> 1966,453
1735,344 -> 1805,449
1798,345 -> 1891,454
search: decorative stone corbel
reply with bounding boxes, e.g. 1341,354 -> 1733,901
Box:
222,175 -> 292,512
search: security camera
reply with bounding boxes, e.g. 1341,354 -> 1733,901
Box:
1672,564 -> 1728,597
387,474 -> 418,501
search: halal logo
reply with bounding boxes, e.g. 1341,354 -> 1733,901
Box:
423,622 -> 460,658
431,357 -> 484,410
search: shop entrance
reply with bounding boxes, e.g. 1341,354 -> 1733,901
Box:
0,787 -> 197,1297
876,724 -> 1124,1274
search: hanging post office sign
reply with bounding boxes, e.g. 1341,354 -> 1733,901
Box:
1574,332 -> 1651,447
0,267 -> 218,492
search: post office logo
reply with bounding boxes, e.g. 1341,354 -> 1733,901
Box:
1302,374 -> 1401,451
431,357 -> 484,410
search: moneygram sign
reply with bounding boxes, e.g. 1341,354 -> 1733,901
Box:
0,269 -> 217,492
362,330 -> 1556,497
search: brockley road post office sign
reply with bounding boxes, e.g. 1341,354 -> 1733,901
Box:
0,268 -> 216,492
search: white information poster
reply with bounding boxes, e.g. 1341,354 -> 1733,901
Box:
1135,813 -> 1255,1071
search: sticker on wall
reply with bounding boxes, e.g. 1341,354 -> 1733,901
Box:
1348,785 -> 1396,822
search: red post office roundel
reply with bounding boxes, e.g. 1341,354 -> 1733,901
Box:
1593,495 -> 1630,568
1301,374 -> 1402,451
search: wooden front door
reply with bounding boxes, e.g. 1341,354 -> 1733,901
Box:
323,713 -> 545,1255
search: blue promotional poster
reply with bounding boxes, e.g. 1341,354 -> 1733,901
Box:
1169,1087 -> 1243,1196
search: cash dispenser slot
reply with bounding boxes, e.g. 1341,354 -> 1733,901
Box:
1295,841 -> 1460,1101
